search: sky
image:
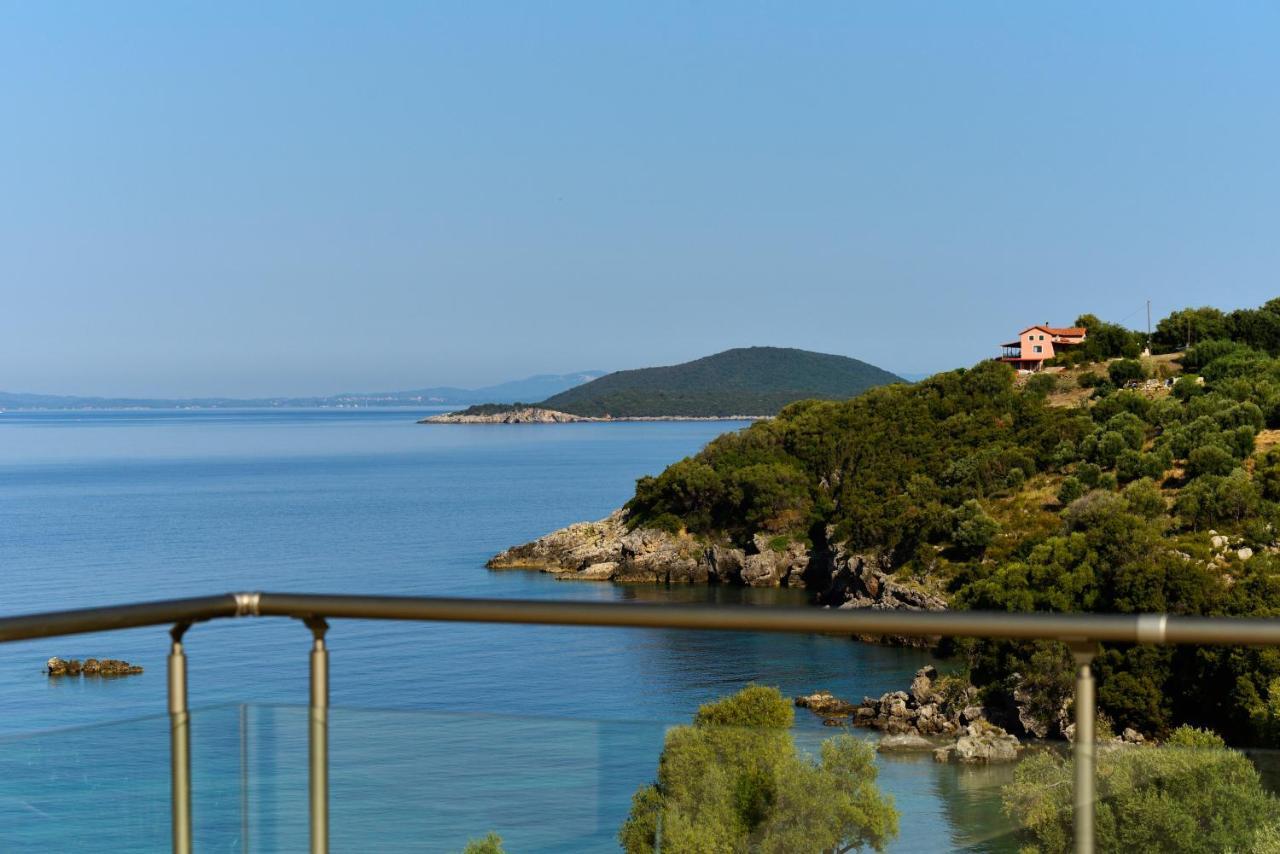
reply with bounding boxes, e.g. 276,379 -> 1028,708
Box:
3,2 -> 1279,397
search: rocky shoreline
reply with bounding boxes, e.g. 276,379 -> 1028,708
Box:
796,665 -> 1151,763
796,666 -> 1022,763
420,407 -> 769,424
487,509 -> 947,634
46,657 -> 143,676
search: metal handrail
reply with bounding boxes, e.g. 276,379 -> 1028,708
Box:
7,592 -> 1280,854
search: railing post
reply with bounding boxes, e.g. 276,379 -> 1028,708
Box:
1070,642 -> 1097,854
306,617 -> 330,854
169,622 -> 193,854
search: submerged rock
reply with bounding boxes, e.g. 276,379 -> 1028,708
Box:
795,691 -> 858,717
951,722 -> 1021,763
878,733 -> 935,752
47,656 -> 143,677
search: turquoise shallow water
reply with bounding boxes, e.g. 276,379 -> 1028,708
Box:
0,409 -> 1014,851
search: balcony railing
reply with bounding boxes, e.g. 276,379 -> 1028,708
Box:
4,593 -> 1280,854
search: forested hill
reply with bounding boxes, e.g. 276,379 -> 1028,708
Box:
533,347 -> 903,417
622,299 -> 1280,746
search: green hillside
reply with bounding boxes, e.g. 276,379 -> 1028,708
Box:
622,299 -> 1280,746
535,347 -> 903,417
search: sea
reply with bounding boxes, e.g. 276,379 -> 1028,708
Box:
0,409 -> 1015,852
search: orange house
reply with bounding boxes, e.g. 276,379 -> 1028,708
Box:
999,324 -> 1087,371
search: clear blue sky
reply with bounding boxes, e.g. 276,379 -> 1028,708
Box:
3,3 -> 1278,397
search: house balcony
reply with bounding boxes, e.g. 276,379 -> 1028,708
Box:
1,593 -> 1276,853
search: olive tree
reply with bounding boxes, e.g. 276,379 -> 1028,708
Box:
619,685 -> 899,853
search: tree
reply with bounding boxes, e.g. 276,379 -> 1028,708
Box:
1003,727 -> 1280,853
1187,444 -> 1236,479
1108,359 -> 1147,386
1153,306 -> 1228,353
619,685 -> 899,853
951,499 -> 1000,555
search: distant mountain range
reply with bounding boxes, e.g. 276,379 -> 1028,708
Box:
451,347 -> 904,419
0,372 -> 606,410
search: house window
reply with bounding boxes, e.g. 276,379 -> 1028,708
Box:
1034,345 -> 1043,353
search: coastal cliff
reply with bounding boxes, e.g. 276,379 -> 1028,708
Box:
487,509 -> 947,621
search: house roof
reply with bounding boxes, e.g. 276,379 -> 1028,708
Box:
1019,325 -> 1087,337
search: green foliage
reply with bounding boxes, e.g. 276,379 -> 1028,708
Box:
1108,358 -> 1147,386
1057,477 -> 1085,505
1154,306 -> 1229,353
619,686 -> 899,853
1077,371 -> 1104,389
1188,444 -> 1236,478
621,299 -> 1280,744
461,832 -> 506,854
1072,314 -> 1145,361
1025,373 -> 1059,397
951,500 -> 1000,554
1003,726 -> 1280,853
1122,478 -> 1166,519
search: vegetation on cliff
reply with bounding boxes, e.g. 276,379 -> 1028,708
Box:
621,299 -> 1280,746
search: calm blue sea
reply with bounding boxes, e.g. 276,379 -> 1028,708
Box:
0,409 -> 1013,852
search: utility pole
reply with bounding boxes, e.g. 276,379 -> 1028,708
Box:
1146,299 -> 1152,356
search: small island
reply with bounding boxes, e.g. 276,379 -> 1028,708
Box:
421,347 -> 903,422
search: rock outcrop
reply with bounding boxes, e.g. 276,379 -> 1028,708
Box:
47,657 -> 143,676
489,511 -> 950,619
950,721 -> 1021,763
797,666 -> 980,736
488,510 -> 816,586
795,691 -> 858,717
797,667 -> 1022,763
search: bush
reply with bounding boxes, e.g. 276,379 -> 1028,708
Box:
619,686 -> 899,853
1003,726 -> 1280,853
952,500 -> 1000,553
1108,359 -> 1148,386
1188,444 -> 1237,479
1057,477 -> 1085,505
1123,478 -> 1166,519
1026,373 -> 1059,397
1078,371 -> 1105,389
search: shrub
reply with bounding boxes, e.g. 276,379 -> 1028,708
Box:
1188,444 -> 1237,479
1057,477 -> 1085,505
1108,358 -> 1148,386
1003,726 -> 1280,854
1123,478 -> 1166,519
1078,371 -> 1105,389
619,686 -> 899,853
1026,373 -> 1059,397
952,500 -> 1000,553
